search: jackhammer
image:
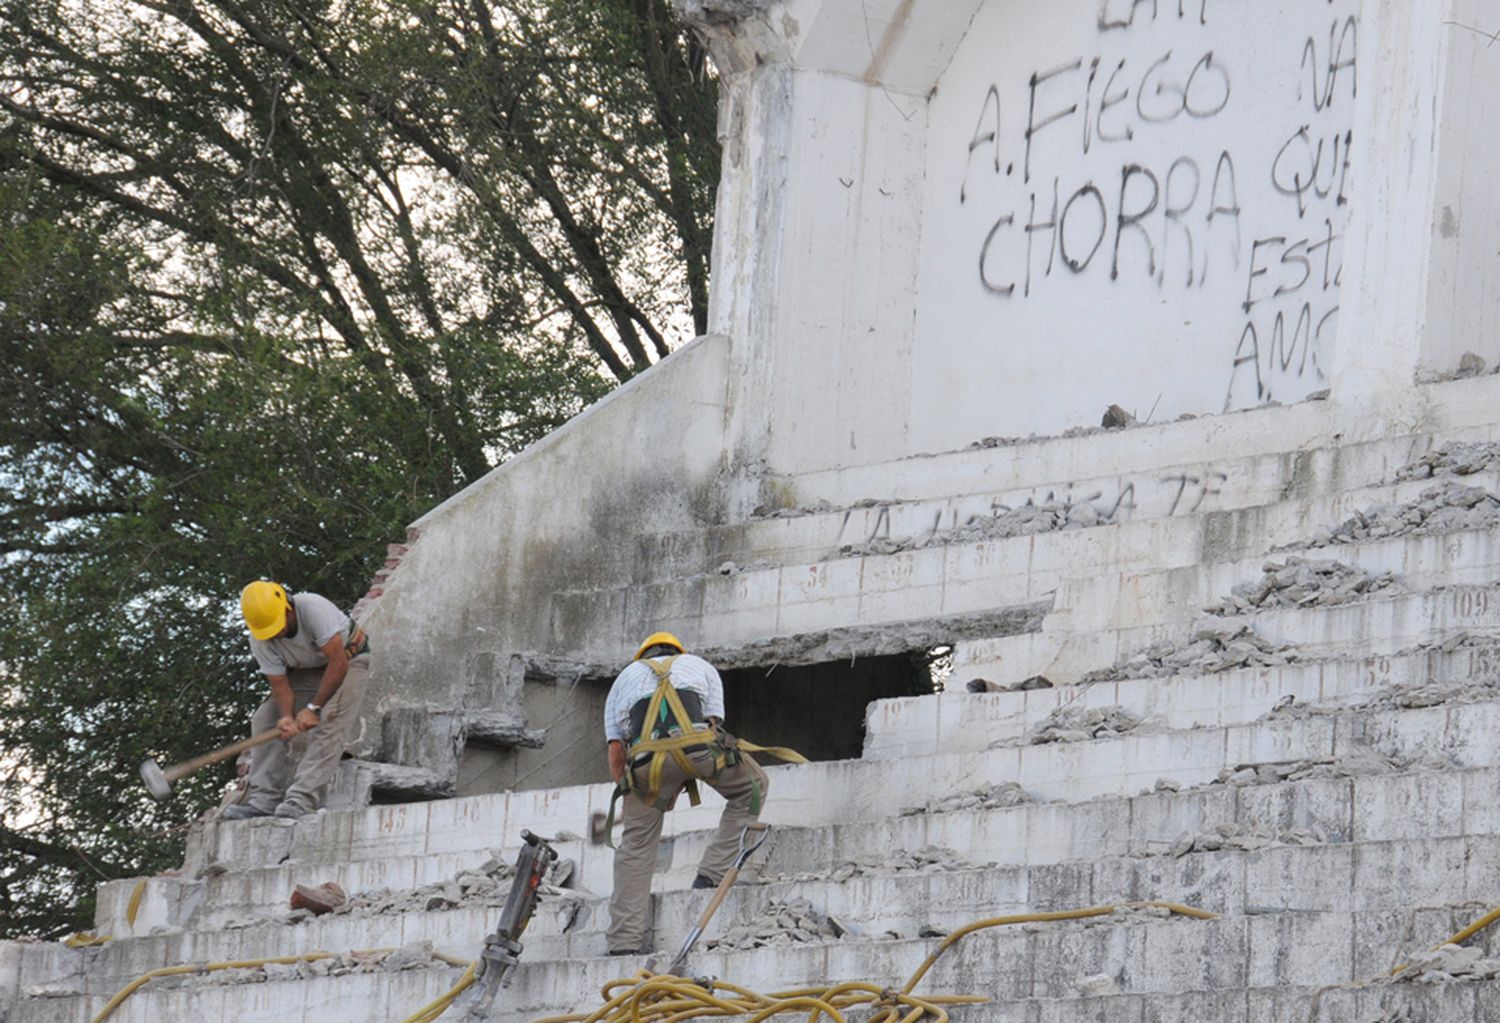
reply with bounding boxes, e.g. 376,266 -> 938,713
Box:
459,829 -> 558,1020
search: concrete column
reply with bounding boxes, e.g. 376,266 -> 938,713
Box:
1329,0 -> 1480,427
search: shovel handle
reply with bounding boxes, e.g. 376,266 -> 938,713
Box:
163,728 -> 282,784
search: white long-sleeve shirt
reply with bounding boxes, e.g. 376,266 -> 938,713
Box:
603,654 -> 725,743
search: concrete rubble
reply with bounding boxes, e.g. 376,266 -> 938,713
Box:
1395,441 -> 1500,481
1305,483 -> 1500,547
1159,822 -> 1330,858
221,851 -> 581,931
1206,557 -> 1400,612
704,897 -> 844,950
25,942 -> 462,997
765,847 -> 979,885
1016,704 -> 1144,745
1200,749 -> 1455,790
1084,617 -> 1297,682
899,781 -> 1031,816
1384,943 -> 1500,984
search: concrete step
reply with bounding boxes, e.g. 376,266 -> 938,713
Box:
169,689 -> 1500,877
866,642 -> 1500,760
112,737 -> 1497,932
91,821 -> 1500,969
642,444 -> 1500,588
101,686 -> 1500,939
765,374 -> 1500,514
15,900 -> 1498,1022
559,468 -> 1500,664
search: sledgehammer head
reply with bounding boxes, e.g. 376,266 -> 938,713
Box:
139,758 -> 172,801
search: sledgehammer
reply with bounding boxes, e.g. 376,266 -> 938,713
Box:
139,728 -> 281,801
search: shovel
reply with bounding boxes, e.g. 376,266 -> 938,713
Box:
666,822 -> 770,975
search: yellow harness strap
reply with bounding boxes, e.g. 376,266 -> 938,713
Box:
605,656 -> 810,847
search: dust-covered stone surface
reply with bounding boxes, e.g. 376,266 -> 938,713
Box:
767,847 -> 980,885
1156,821 -> 1331,858
1306,483 -> 1500,547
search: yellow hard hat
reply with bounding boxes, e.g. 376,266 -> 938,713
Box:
241,580 -> 291,640
633,631 -> 685,660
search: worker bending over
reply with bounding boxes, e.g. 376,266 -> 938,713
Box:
221,580 -> 370,820
603,632 -> 768,955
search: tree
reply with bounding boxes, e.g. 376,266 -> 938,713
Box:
0,0 -> 718,938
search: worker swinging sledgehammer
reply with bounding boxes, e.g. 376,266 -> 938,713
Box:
602,631 -> 807,956
221,580 -> 371,820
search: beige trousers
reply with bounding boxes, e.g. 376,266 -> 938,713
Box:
245,657 -> 369,813
607,745 -> 768,952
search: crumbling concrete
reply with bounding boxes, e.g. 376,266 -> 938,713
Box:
1306,483 -> 1500,547
1020,705 -> 1144,745
1396,441 -> 1500,481
899,782 -> 1030,816
1206,558 -> 1400,613
1085,617 -> 1297,682
1161,822 -> 1330,858
705,897 -> 843,950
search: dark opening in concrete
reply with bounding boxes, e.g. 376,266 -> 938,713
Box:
720,652 -> 933,763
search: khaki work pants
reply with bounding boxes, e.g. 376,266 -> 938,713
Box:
245,657 -> 369,814
607,745 -> 768,952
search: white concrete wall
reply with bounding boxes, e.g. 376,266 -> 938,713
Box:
910,0 -> 1357,447
1420,1 -> 1500,378
357,337 -> 729,770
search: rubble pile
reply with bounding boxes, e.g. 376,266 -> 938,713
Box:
1307,483 -> 1500,547
900,782 -> 1030,816
1157,822 -> 1330,858
1385,943 -> 1500,984
1203,749 -> 1454,789
140,942 -> 457,993
828,847 -> 975,882
1084,618 -> 1296,682
223,852 -> 578,930
842,498 -> 1117,557
1022,704 -> 1143,745
1395,441 -> 1500,482
1206,558 -> 1399,613
704,897 -> 844,950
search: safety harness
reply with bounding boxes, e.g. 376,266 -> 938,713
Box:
605,655 -> 807,847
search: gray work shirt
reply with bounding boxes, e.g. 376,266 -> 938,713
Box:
248,592 -> 351,676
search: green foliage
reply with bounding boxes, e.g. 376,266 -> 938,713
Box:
0,0 -> 717,938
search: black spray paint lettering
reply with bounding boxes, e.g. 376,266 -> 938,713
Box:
985,150 -> 1239,298
1273,127 -> 1353,218
1162,471 -> 1228,514
1135,50 -> 1231,123
1023,50 -> 1230,181
1025,59 -> 1083,183
1112,164 -> 1159,280
1299,16 -> 1358,111
1242,222 -> 1342,312
1223,302 -> 1337,410
960,85 -> 1002,204
1098,0 -> 1212,31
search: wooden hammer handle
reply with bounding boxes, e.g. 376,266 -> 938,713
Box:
163,727 -> 282,784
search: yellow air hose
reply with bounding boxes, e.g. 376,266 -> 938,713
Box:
528,901 -> 1220,1023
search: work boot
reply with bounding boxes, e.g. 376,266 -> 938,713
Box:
273,800 -> 313,820
220,804 -> 272,821
691,873 -> 717,890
